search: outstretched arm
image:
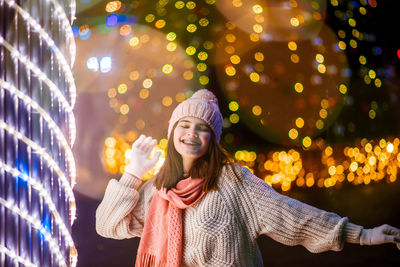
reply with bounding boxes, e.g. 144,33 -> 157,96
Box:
241,166 -> 400,252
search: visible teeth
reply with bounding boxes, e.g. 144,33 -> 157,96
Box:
182,140 -> 199,145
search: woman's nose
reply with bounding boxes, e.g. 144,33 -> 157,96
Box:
185,128 -> 198,137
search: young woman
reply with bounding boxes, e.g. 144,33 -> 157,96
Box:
96,89 -> 400,267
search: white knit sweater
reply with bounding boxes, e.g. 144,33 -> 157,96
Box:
96,164 -> 363,266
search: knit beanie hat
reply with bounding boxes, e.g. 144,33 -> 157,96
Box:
168,89 -> 223,141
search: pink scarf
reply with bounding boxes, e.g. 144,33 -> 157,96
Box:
135,177 -> 205,267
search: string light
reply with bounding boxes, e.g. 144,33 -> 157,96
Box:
0,161 -> 75,246
0,79 -> 76,190
0,245 -> 36,267
0,36 -> 77,145
0,121 -> 76,208
5,0 -> 77,107
0,198 -> 68,267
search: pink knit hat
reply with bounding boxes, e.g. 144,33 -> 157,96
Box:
168,89 -> 223,141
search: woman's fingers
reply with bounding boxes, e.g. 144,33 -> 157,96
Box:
133,134 -> 146,149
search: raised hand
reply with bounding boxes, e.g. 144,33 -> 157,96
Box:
125,134 -> 162,179
360,224 -> 400,249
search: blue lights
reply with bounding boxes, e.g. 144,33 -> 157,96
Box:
106,14 -> 118,27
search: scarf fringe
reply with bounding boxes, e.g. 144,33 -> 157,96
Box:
136,253 -> 166,267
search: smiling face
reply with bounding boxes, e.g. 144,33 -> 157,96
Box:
173,116 -> 212,172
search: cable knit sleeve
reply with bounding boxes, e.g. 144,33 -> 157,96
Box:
241,167 -> 362,252
95,173 -> 156,239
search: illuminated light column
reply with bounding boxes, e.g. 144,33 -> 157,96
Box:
0,0 -> 77,266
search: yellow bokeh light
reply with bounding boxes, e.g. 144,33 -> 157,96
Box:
290,17 -> 300,27
129,70 -> 140,80
183,70 -> 194,80
359,55 -> 366,65
199,18 -> 209,27
365,143 -> 372,153
143,78 -> 153,88
225,33 -> 236,43
369,109 -> 376,119
328,166 -> 336,176
290,54 -> 300,63
338,30 -> 346,38
105,137 -> 117,147
325,146 -> 333,156
166,32 -> 177,41
139,89 -> 149,99
253,24 -> 263,33
232,0 -> 242,7
315,54 -> 324,63
175,92 -> 186,103
252,4 -> 263,14
120,25 -> 132,36
387,143 -> 394,153
294,82 -> 303,93
317,64 -> 326,74
225,45 -> 235,54
229,101 -> 239,112
254,52 -> 264,61
203,41 -> 214,50
175,0 -> 185,9
108,88 -> 117,98
229,113 -> 240,124
230,55 -> 241,64
368,156 -> 376,166
316,119 -> 324,130
368,69 -> 376,79
375,78 -> 382,88
288,128 -> 298,140
288,41 -> 297,51
252,105 -> 262,116
118,83 -> 128,94
359,7 -> 367,15
129,37 -> 140,47
250,34 -> 259,42
186,1 -> 196,9
302,136 -> 312,148
348,18 -> 356,27
350,39 -> 357,48
198,51 -> 208,61
120,104 -> 130,115
339,84 -> 347,94
249,72 -> 260,82
186,46 -> 196,55
319,109 -> 328,119
106,1 -> 122,12
225,65 -> 236,76
199,75 -> 209,85
162,96 -> 173,107
338,41 -> 346,50
155,20 -> 166,29
145,14 -> 155,23
295,117 -> 304,128
321,99 -> 329,109
162,64 -> 173,74
166,42 -> 177,52
136,119 -> 145,130
186,24 -> 197,33
350,161 -> 358,172
196,63 -> 207,72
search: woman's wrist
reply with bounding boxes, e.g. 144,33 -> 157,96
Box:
343,222 -> 363,244
119,172 -> 143,189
